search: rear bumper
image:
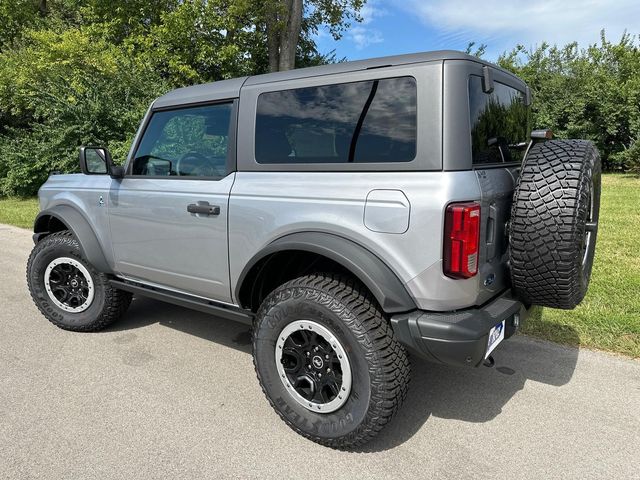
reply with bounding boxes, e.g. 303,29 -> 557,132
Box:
390,290 -> 528,367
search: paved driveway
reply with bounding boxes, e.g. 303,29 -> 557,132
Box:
1,224 -> 638,479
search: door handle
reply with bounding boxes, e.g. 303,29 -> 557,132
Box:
187,202 -> 220,216
486,203 -> 497,260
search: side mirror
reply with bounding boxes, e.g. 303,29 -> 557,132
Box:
79,146 -> 124,178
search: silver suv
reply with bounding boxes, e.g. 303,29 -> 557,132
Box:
26,51 -> 601,448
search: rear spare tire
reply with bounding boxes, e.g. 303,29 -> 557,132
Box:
509,139 -> 601,309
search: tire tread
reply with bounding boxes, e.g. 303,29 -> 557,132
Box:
26,230 -> 131,332
509,139 -> 600,309
253,272 -> 410,449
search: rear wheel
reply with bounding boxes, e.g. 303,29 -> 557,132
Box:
252,273 -> 410,449
27,231 -> 132,331
509,139 -> 601,309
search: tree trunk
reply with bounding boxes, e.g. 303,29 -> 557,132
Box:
38,0 -> 47,16
266,13 -> 280,73
278,0 -> 303,71
265,0 -> 303,72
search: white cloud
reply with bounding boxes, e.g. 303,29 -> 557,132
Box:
346,0 -> 387,49
403,0 -> 640,57
358,1 -> 389,25
349,26 -> 384,49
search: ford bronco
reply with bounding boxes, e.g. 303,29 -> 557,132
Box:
26,51 -> 601,448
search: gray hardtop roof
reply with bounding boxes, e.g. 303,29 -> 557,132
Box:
152,50 -> 523,109
153,76 -> 248,109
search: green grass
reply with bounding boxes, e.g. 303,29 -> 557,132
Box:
0,197 -> 39,229
521,174 -> 640,358
1,174 -> 639,357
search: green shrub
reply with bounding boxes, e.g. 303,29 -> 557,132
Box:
498,33 -> 640,172
0,27 -> 169,196
610,139 -> 640,173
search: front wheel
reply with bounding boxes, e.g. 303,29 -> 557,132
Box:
27,231 -> 132,331
252,273 -> 410,449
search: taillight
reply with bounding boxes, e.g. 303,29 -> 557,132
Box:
443,202 -> 481,279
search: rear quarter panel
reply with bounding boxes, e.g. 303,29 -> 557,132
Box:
228,171 -> 485,310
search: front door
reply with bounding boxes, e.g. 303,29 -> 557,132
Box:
108,101 -> 236,302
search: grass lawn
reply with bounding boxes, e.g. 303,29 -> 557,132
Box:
0,197 -> 39,229
522,174 -> 640,358
0,174 -> 639,357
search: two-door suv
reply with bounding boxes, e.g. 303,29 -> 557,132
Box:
27,51 -> 600,448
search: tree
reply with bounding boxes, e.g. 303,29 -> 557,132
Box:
1,0 -> 41,48
465,41 -> 486,58
263,0 -> 365,71
0,0 -> 365,196
498,31 -> 640,172
0,26 -> 169,196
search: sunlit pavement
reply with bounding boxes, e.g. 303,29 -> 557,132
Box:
1,224 -> 638,480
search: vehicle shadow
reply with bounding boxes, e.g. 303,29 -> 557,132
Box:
361,307 -> 580,452
106,296 -> 253,353
108,300 -> 580,452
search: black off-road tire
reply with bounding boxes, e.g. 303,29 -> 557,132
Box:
252,273 -> 410,449
27,230 -> 132,331
510,140 -> 601,309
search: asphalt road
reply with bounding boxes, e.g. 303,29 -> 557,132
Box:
1,224 -> 639,480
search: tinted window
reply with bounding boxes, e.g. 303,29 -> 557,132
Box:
132,103 -> 232,177
255,77 -> 416,164
469,76 -> 529,165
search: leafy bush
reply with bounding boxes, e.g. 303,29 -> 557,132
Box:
0,27 -> 169,196
611,140 -> 640,173
1,5 -> 639,198
0,1 -> 339,197
499,32 -> 640,172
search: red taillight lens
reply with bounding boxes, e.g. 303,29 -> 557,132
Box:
443,202 -> 481,279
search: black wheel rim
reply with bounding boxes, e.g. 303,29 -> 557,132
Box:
44,257 -> 94,312
275,320 -> 351,413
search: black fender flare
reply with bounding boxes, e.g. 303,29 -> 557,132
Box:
236,232 -> 416,314
33,205 -> 112,274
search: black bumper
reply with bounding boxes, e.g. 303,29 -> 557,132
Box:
390,290 -> 528,367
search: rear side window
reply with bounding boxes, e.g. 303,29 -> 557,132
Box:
255,77 -> 417,164
469,76 -> 529,165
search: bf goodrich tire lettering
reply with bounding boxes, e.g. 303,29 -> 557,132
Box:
252,273 -> 410,449
27,231 -> 132,332
509,139 -> 601,309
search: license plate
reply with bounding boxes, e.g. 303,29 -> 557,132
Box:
485,320 -> 505,358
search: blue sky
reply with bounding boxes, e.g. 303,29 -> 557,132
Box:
314,0 -> 640,61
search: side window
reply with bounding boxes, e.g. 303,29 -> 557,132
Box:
469,76 -> 529,165
255,77 -> 417,164
131,103 -> 232,177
